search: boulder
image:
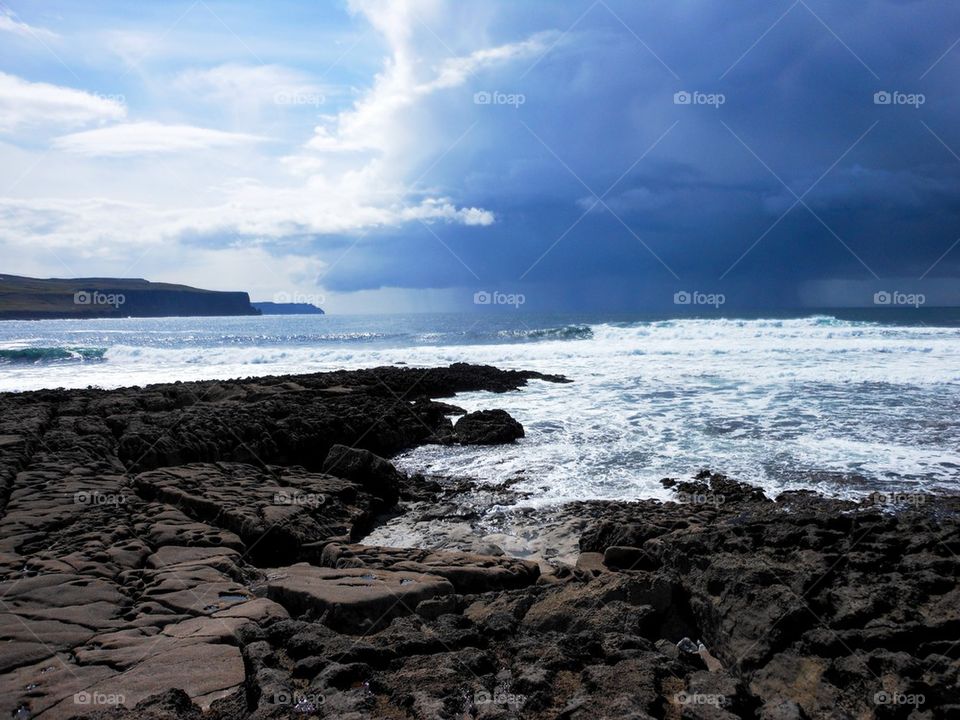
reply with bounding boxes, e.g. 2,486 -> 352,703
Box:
453,409 -> 524,445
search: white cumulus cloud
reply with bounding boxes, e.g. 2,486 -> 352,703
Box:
53,121 -> 269,156
305,7 -> 553,154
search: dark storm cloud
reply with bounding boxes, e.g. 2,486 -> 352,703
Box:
314,0 -> 960,308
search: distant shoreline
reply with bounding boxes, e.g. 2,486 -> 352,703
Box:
0,273 -> 262,320
2,306 -> 960,325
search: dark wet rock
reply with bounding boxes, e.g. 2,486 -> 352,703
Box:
321,444 -> 401,505
603,545 -> 661,571
573,472 -> 960,719
105,363 -> 567,473
670,469 -> 772,504
454,409 -> 525,445
133,462 -> 376,564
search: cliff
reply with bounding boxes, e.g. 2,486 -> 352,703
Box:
0,274 -> 260,320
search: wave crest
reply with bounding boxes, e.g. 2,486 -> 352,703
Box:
0,347 -> 107,363
497,324 -> 593,341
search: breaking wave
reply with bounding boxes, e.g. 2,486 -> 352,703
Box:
0,347 -> 107,363
1,313 -> 958,503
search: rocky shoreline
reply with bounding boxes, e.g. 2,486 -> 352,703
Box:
0,364 -> 956,719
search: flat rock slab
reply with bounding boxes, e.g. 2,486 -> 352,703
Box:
320,543 -> 540,593
43,641 -> 244,718
266,563 -> 453,634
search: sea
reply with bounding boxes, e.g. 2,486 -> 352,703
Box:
2,310 -> 959,505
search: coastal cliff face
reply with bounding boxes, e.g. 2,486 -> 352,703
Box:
0,364 -> 955,720
0,274 -> 260,320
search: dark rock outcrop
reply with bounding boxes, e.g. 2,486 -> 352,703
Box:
454,408 -> 525,445
575,473 -> 960,719
321,444 -> 401,505
0,366 -> 956,720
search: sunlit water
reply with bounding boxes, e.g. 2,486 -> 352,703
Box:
2,311 -> 959,503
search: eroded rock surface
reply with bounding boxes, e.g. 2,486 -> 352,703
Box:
0,364 -> 565,719
0,367 -> 956,719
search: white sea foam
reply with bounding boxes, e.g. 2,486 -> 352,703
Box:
1,316 -> 958,501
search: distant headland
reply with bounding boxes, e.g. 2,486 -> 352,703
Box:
253,301 -> 324,315
0,274 -> 321,320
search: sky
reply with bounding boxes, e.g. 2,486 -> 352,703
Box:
0,0 -> 958,313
